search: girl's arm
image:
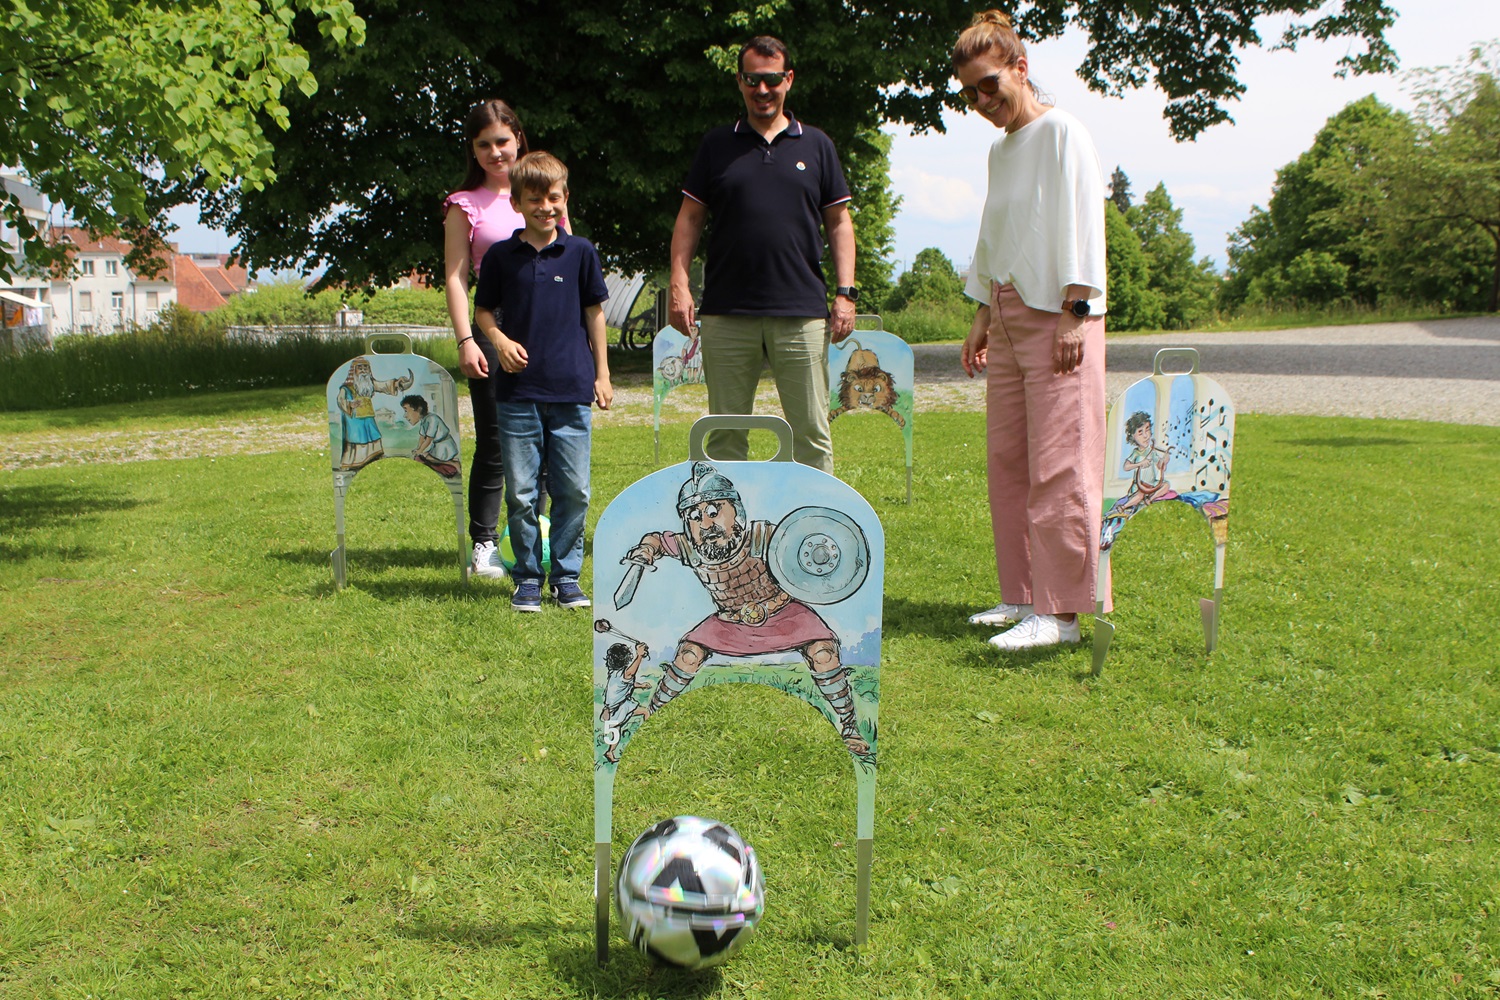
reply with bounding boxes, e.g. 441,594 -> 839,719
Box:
443,205 -> 488,379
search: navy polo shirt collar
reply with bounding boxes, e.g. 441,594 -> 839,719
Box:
508,228 -> 570,255
732,112 -> 804,142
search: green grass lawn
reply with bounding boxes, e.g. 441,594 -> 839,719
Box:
1,401 -> 1497,999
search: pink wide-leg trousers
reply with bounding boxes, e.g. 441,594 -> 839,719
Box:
985,282 -> 1112,615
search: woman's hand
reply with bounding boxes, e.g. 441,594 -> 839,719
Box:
961,305 -> 990,378
1052,311 -> 1086,374
458,337 -> 488,378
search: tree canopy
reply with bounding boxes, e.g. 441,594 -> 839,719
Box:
187,0 -> 1397,286
1223,44 -> 1500,315
1126,182 -> 1220,329
0,0 -> 365,282
884,247 -> 966,314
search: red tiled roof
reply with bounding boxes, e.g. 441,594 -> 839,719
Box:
52,226 -> 176,283
173,255 -> 255,313
174,256 -> 228,312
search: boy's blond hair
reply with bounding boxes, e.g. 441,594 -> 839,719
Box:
510,151 -> 569,196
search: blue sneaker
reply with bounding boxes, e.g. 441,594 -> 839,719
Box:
551,581 -> 591,608
511,581 -> 542,612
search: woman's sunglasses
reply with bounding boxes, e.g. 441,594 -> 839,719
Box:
958,73 -> 1002,106
739,71 -> 788,89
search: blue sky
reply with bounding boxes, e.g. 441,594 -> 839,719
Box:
888,0 -> 1500,273
169,1 -> 1500,276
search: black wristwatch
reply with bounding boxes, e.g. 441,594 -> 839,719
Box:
1064,298 -> 1091,318
835,285 -> 860,302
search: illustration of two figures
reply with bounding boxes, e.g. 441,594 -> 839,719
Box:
598,461 -> 873,764
335,358 -> 458,477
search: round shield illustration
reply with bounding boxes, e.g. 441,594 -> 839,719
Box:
769,506 -> 869,604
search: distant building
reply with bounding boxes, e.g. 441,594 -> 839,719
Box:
48,227 -> 177,333
1,173 -> 54,349
174,253 -> 254,313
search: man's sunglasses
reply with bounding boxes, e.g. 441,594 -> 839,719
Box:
739,71 -> 788,88
958,73 -> 1002,106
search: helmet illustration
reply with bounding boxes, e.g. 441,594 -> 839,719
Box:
677,461 -> 743,515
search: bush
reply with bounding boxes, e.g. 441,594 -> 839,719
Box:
214,279 -> 346,327
360,288 -> 450,327
0,322 -> 365,410
885,247 -> 967,314
882,297 -> 975,344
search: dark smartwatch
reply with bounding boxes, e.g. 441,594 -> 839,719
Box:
1064,298 -> 1091,318
835,285 -> 860,302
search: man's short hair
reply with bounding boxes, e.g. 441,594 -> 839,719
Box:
738,35 -> 792,72
510,151 -> 569,196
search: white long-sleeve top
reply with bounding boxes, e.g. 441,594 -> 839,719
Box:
963,107 -> 1108,315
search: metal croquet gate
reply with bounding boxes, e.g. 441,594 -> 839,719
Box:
592,415 -> 883,963
826,317 -> 915,502
1092,348 -> 1235,674
326,333 -> 469,589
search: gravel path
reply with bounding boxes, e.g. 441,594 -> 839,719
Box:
911,316 -> 1500,427
3,316 -> 1495,471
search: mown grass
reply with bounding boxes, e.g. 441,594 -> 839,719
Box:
1,404 -> 1497,999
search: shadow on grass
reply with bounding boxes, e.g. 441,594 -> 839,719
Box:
880,595 -> 975,641
548,939 -> 726,1000
0,483 -> 147,561
1278,436 -> 1416,448
269,546 -> 476,600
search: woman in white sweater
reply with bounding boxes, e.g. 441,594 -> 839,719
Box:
953,10 -> 1112,650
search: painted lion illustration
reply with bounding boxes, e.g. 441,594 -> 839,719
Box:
830,344 -> 905,427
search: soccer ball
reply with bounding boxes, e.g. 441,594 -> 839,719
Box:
498,514 -> 551,574
616,816 -> 764,970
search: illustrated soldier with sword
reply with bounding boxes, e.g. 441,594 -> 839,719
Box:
610,461 -> 871,759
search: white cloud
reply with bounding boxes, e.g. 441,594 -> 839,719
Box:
889,167 -> 984,224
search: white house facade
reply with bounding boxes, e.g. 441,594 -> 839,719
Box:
49,227 -> 177,334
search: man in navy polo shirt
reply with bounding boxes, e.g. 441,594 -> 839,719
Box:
668,35 -> 858,474
475,152 -> 612,612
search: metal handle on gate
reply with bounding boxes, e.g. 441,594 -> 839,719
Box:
364,332 -> 414,355
688,415 -> 795,462
1153,347 -> 1200,376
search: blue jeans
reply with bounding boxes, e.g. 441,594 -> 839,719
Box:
496,401 -> 591,584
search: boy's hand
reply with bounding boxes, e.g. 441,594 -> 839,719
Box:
595,377 -> 614,410
497,337 -> 528,373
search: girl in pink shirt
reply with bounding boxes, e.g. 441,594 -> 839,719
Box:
444,100 -> 559,580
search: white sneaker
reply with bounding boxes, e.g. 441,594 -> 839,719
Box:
968,601 -> 1033,627
987,614 -> 1081,651
472,539 -> 508,579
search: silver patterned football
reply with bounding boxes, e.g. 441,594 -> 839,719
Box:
616,816 -> 765,969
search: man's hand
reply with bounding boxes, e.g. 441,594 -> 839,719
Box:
595,376 -> 614,410
830,295 -> 856,344
668,284 -> 697,336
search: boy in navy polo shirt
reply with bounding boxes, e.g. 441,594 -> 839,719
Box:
474,152 -> 612,612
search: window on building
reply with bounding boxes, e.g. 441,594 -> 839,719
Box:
80,259 -> 94,275
105,260 -> 119,276
78,291 -> 93,312
146,291 -> 159,310
110,292 -> 124,314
